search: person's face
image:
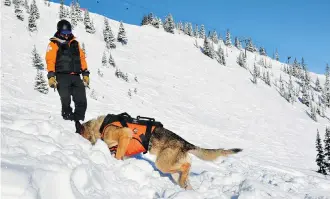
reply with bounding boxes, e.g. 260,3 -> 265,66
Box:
60,33 -> 70,40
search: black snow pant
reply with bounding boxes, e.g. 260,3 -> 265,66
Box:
56,73 -> 87,121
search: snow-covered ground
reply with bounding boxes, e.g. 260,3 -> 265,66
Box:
1,1 -> 330,198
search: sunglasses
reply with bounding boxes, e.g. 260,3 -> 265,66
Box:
60,33 -> 71,37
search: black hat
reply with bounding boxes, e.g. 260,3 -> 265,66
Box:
57,19 -> 72,34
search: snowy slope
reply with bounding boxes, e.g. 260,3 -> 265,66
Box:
1,1 -> 330,198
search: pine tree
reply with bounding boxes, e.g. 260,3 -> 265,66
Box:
288,75 -> 295,103
70,1 -> 77,29
34,69 -> 49,94
177,21 -> 183,33
324,127 -> 330,173
316,129 -> 327,174
203,37 -> 213,59
24,0 -> 29,12
4,0 -> 11,6
275,49 -> 279,61
103,18 -> 116,49
32,45 -> 44,70
75,0 -> 83,22
109,53 -> 115,67
301,82 -> 310,106
217,46 -> 226,66
163,14 -> 175,34
84,9 -> 96,34
187,23 -> 193,36
199,24 -> 205,39
97,68 -> 104,77
252,63 -> 258,84
234,37 -> 241,49
30,0 -> 39,20
102,51 -> 107,66
225,29 -> 232,46
28,11 -> 37,32
315,77 -> 322,92
323,63 -> 330,107
246,39 -> 255,52
15,3 -> 24,21
183,22 -> 189,35
194,24 -> 199,38
259,47 -> 267,56
211,30 -> 218,44
310,102 -> 317,121
117,21 -> 127,44
266,71 -> 271,86
237,51 -> 247,69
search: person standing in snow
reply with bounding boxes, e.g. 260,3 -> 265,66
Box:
45,19 -> 89,133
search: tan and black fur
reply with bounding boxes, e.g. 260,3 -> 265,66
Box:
80,115 -> 242,189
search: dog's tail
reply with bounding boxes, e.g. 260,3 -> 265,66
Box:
188,147 -> 242,161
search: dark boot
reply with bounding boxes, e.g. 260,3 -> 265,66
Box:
75,120 -> 83,134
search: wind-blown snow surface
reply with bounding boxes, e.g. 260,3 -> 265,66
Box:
1,1 -> 330,198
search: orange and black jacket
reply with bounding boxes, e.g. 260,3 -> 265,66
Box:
45,34 -> 89,79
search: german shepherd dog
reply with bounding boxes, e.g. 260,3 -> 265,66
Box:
79,115 -> 242,190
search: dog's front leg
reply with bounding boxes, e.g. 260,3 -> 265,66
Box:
115,129 -> 132,160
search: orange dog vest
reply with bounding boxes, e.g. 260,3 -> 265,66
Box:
99,113 -> 163,156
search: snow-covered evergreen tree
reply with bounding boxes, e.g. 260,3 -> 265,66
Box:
194,24 -> 199,38
34,69 -> 49,94
177,21 -> 183,33
252,63 -> 259,84
216,46 -> 226,66
234,37 -> 241,49
84,9 -> 95,34
102,52 -> 107,66
103,18 -> 116,49
4,0 -> 11,6
75,0 -> 83,22
32,45 -> 44,70
324,127 -> 330,173
275,49 -> 279,61
237,51 -> 247,69
97,68 -> 104,77
301,82 -> 310,106
163,14 -> 175,34
323,63 -> 330,107
315,77 -> 322,92
310,102 -> 317,121
183,22 -> 189,35
70,1 -> 77,29
225,29 -> 232,46
246,38 -> 255,52
30,0 -> 39,20
187,23 -> 193,36
259,47 -> 267,56
199,24 -> 205,39
203,37 -> 213,59
28,11 -> 37,32
288,75 -> 295,103
316,129 -> 327,175
15,3 -> 24,21
109,53 -> 115,67
211,30 -> 218,44
266,71 -> 271,86
117,21 -> 127,44
24,0 -> 29,13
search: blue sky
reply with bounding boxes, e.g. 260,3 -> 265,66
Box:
56,0 -> 329,74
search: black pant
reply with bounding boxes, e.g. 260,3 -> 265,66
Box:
56,74 -> 87,121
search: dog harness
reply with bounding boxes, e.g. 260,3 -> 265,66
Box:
99,112 -> 163,156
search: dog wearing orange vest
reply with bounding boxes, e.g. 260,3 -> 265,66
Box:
79,115 -> 242,190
